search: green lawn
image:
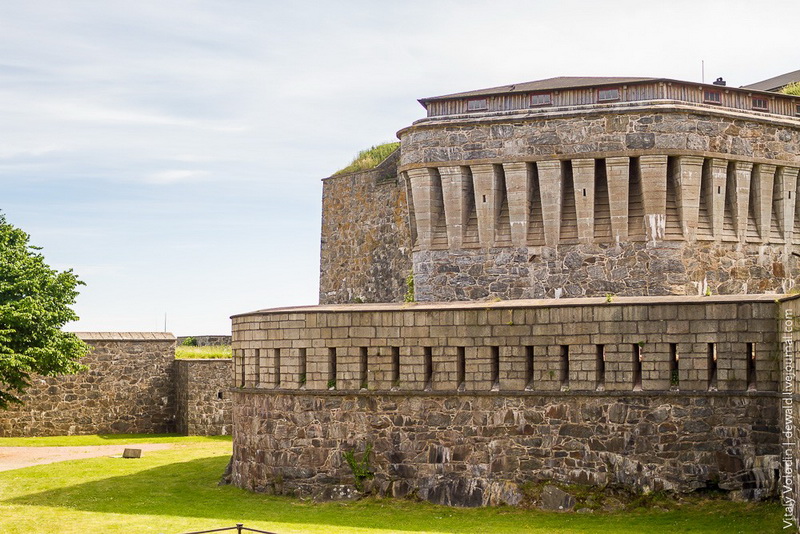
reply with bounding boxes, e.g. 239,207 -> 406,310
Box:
175,345 -> 232,359
0,433 -> 231,447
0,439 -> 783,534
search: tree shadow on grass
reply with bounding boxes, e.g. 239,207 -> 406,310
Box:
2,456 -> 493,533
2,455 -> 776,534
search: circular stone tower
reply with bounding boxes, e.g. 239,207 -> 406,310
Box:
397,76 -> 800,301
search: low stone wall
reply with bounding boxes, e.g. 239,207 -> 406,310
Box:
0,333 -> 176,436
230,295 -> 789,506
175,359 -> 232,436
0,333 -> 233,437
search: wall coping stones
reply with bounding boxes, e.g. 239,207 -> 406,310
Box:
234,293 -> 795,317
74,332 -> 176,341
397,99 -> 800,138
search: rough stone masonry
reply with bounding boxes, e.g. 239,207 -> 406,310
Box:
234,76 -> 800,509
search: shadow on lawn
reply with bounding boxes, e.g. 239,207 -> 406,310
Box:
3,455 -> 494,533
3,454 -> 778,534
93,434 -> 232,442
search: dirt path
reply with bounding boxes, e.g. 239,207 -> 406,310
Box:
0,443 -> 175,471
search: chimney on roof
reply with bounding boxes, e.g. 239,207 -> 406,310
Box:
713,77 -> 726,87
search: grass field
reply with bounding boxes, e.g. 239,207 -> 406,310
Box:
0,438 -> 784,534
175,345 -> 232,359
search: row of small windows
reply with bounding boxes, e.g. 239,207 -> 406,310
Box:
466,89 -> 795,114
240,342 -> 758,392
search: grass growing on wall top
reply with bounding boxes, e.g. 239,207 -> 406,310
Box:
0,441 -> 784,533
175,345 -> 232,359
333,142 -> 399,176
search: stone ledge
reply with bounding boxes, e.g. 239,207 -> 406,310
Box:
400,99 -> 800,134
74,332 -> 176,341
233,293 -> 793,317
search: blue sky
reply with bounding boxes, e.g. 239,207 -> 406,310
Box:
1,0 -> 798,335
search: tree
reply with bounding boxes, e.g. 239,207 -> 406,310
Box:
0,213 -> 89,409
780,82 -> 800,96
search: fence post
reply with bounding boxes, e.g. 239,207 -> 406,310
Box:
236,524 -> 243,534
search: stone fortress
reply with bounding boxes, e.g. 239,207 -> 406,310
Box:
234,72 -> 800,509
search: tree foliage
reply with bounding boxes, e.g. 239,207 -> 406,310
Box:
780,82 -> 800,96
0,214 -> 88,408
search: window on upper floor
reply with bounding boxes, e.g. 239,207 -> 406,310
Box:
751,97 -> 768,111
796,104 -> 800,116
703,90 -> 722,104
530,93 -> 552,107
597,88 -> 620,102
467,98 -> 488,111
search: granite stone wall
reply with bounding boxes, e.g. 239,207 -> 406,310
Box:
398,107 -> 800,166
230,295 -> 787,506
319,149 -> 413,304
232,391 -> 779,505
0,333 -> 177,437
397,106 -> 800,303
175,359 -> 232,436
413,241 -> 796,301
0,333 -> 233,437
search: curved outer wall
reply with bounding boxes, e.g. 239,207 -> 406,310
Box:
398,103 -> 800,301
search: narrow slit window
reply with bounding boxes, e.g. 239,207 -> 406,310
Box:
273,348 -> 281,388
747,343 -> 756,391
467,98 -> 488,111
598,88 -> 620,102
525,346 -> 534,389
596,345 -> 605,389
633,344 -> 642,390
299,348 -> 307,387
703,90 -> 721,104
708,343 -> 718,390
328,347 -> 337,389
560,345 -> 569,388
491,346 -> 500,389
457,347 -> 466,390
391,346 -> 400,387
670,343 -> 679,388
254,348 -> 261,387
796,104 -> 800,116
424,347 -> 433,390
530,93 -> 552,107
359,347 -> 368,389
239,350 -> 246,387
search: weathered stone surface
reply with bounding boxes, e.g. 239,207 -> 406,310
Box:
0,334 -> 177,437
175,359 -> 232,436
319,150 -> 412,304
230,391 -> 780,506
540,485 -> 576,511
412,241 -> 796,302
0,334 -> 232,437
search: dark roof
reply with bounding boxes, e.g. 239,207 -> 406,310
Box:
419,76 -> 658,103
742,70 -> 800,92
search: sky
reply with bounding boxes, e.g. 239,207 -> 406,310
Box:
0,0 -> 798,336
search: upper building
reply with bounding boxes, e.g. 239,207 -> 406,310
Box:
320,74 -> 800,304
